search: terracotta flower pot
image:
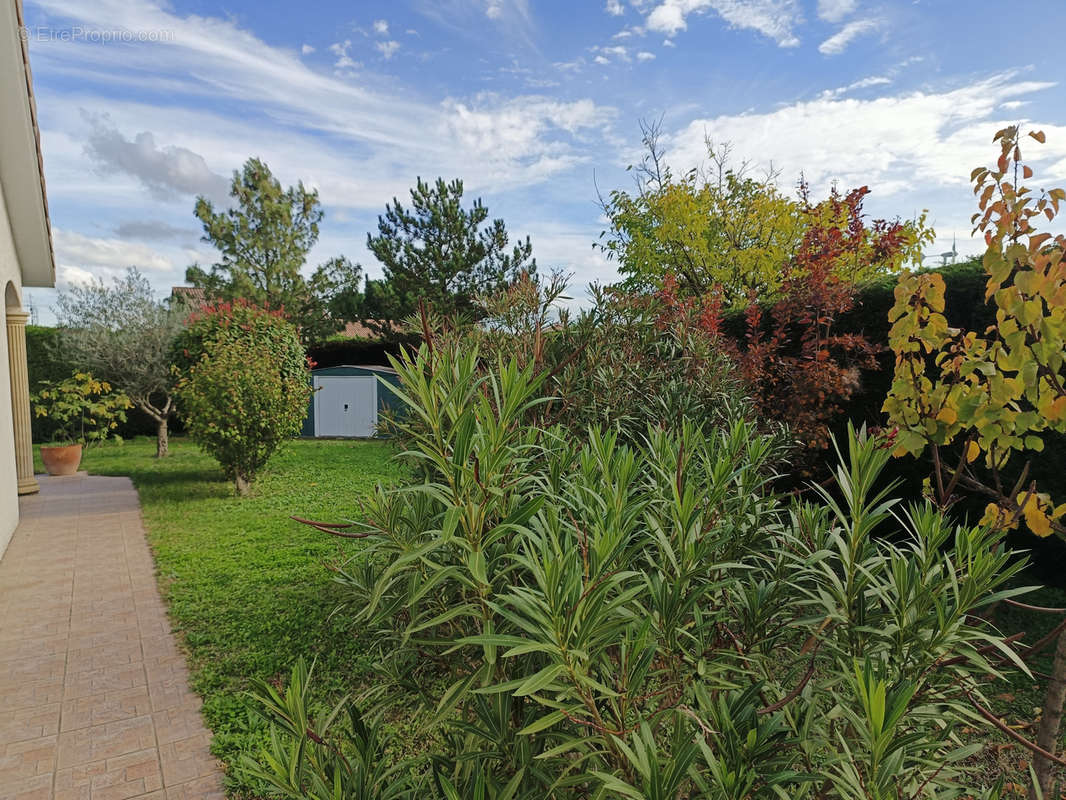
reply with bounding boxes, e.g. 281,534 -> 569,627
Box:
40,444 -> 83,476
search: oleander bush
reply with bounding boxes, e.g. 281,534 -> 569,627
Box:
388,271 -> 767,451
247,341 -> 1029,799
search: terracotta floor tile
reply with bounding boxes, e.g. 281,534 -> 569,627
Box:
162,774 -> 225,800
56,715 -> 156,768
0,703 -> 61,743
60,686 -> 152,731
0,773 -> 53,800
1,476 -> 225,798
157,733 -> 217,787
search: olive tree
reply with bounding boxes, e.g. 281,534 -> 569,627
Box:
55,267 -> 184,457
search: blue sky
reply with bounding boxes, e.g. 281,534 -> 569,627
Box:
18,0 -> 1066,320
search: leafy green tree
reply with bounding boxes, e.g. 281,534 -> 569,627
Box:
365,177 -> 535,332
310,255 -> 365,338
174,302 -> 310,494
186,158 -> 362,343
600,121 -> 931,304
54,267 -> 183,457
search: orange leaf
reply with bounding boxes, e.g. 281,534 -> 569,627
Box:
1030,130 -> 1047,143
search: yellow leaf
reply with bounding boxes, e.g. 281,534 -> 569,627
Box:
1045,396 -> 1066,422
980,502 -> 1017,531
936,406 -> 958,425
966,441 -> 980,463
1024,505 -> 1054,537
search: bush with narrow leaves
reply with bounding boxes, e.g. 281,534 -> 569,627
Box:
247,341 -> 1027,799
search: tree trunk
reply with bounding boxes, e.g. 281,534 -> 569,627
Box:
155,417 -> 169,458
1032,625 -> 1066,799
234,473 -> 250,496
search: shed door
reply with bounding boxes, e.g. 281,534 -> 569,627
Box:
314,376 -> 378,437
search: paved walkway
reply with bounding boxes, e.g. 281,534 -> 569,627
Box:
0,474 -> 225,800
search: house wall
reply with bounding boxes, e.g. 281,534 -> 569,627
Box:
0,181 -> 23,556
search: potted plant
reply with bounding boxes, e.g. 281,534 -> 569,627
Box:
31,372 -> 132,476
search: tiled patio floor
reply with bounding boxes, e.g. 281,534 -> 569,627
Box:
0,474 -> 225,800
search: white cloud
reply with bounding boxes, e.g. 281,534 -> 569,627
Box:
301,43 -> 315,55
664,73 -> 1063,198
643,0 -> 801,47
818,18 -> 879,55
444,94 -> 614,163
606,0 -> 625,15
53,228 -> 174,275
375,40 -> 400,59
58,265 -> 97,287
27,0 -> 617,210
372,19 -> 389,35
486,0 -> 504,18
328,39 -> 359,70
663,38 -> 676,46
637,51 -> 656,61
816,0 -> 855,23
821,74 -> 891,98
848,75 -> 890,90
593,45 -> 630,63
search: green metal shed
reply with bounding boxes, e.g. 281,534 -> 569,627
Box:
301,365 -> 403,438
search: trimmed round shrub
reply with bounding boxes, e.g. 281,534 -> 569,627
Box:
174,302 -> 310,493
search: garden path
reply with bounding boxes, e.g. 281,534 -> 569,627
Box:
0,474 -> 225,800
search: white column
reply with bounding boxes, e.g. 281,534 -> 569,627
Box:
6,309 -> 39,495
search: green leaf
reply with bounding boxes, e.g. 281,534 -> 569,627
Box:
517,710 -> 566,735
514,664 -> 566,696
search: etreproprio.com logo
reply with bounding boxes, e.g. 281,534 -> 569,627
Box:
18,26 -> 175,43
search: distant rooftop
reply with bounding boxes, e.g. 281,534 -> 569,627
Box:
170,286 -> 207,308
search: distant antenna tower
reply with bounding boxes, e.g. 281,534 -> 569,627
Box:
939,235 -> 958,267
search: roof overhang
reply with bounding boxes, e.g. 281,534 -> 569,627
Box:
0,0 -> 55,289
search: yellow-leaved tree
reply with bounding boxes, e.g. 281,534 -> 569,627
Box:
599,120 -> 931,305
884,125 -> 1066,797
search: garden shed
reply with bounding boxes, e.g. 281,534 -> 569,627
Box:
301,365 -> 402,438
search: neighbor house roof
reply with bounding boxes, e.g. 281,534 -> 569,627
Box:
0,0 -> 55,289
339,320 -> 401,340
341,320 -> 380,339
170,286 -> 208,308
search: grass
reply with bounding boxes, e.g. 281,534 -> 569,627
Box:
60,435 -> 1066,797
71,435 -> 406,797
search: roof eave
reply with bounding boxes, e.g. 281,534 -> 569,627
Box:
0,0 -> 56,289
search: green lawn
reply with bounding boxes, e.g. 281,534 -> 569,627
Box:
72,436 -> 406,797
